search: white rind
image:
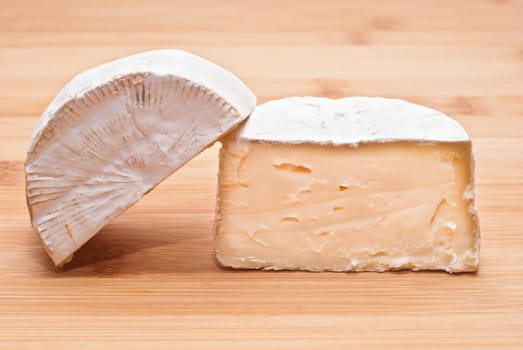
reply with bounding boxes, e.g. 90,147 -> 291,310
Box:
233,96 -> 470,145
29,49 -> 256,153
25,49 -> 256,266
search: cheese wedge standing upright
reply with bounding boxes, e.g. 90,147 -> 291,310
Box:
26,49 -> 256,266
215,97 -> 480,273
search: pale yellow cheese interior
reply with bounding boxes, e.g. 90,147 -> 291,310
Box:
215,140 -> 479,272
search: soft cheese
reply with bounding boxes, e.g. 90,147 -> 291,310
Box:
26,49 -> 256,266
215,97 -> 480,273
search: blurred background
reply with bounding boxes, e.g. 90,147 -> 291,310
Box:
2,0 -> 522,132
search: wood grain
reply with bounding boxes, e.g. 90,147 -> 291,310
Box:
1,0 -> 522,348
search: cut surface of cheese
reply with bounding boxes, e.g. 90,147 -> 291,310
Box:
26,49 -> 256,266
215,97 -> 480,273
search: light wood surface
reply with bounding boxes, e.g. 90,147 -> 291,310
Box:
1,0 -> 523,348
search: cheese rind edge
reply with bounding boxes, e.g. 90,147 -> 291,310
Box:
232,96 -> 469,145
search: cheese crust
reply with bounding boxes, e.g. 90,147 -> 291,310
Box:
26,50 -> 256,266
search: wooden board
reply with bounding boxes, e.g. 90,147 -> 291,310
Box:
1,0 -> 522,348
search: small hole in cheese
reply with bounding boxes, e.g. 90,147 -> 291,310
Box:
273,162 -> 311,174
280,216 -> 299,223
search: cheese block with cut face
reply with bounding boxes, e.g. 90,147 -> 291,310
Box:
215,97 -> 480,273
26,49 -> 256,266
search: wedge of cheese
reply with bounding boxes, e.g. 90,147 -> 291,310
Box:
26,49 -> 256,266
215,97 -> 480,273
